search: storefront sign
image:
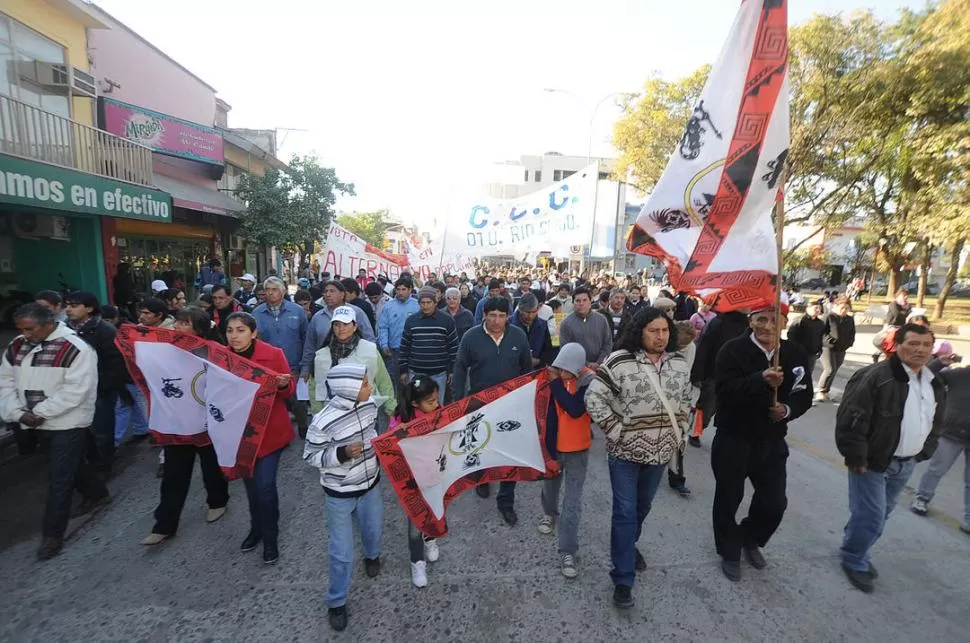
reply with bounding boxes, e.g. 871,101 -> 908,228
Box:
0,155 -> 173,222
99,97 -> 224,166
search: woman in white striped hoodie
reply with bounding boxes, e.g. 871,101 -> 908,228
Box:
303,362 -> 383,633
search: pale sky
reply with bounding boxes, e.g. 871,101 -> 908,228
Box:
95,0 -> 925,229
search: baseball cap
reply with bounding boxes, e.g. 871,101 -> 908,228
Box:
150,279 -> 167,293
241,273 -> 256,283
331,305 -> 357,325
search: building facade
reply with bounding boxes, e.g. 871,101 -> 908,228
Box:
0,0 -> 170,308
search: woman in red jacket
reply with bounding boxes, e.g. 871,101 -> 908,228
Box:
225,312 -> 295,565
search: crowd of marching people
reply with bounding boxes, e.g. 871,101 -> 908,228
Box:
1,261 -> 968,632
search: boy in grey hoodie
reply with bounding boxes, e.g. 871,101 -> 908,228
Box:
303,363 -> 382,632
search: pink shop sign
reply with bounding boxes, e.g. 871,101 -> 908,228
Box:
98,97 -> 224,166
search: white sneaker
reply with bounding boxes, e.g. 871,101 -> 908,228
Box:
560,553 -> 578,578
424,538 -> 440,563
537,515 -> 555,535
411,560 -> 428,588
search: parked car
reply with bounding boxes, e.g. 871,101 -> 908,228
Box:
798,277 -> 830,291
901,280 -> 940,296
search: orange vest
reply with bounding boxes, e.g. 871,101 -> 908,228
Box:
555,369 -> 592,453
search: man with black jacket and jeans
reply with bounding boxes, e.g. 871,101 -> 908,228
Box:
786,301 -> 825,376
64,291 -> 127,478
836,323 -> 945,593
816,295 -> 855,402
689,309 -> 750,447
711,304 -> 813,582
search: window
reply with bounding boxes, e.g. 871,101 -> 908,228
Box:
553,170 -> 562,182
0,13 -> 69,118
523,169 -> 529,182
562,170 -> 575,180
534,170 -> 542,182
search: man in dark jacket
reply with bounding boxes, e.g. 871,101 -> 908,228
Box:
453,296 -> 532,524
910,352 -> 969,532
598,289 -> 632,342
64,291 -> 127,478
884,289 -> 912,327
711,304 -> 813,582
786,302 -> 826,376
817,295 -> 856,402
689,309 -> 750,447
674,291 -> 697,321
835,323 -> 945,593
210,285 -> 245,344
511,293 -> 554,367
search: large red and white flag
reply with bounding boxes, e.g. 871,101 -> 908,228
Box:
628,0 -> 789,312
115,326 -> 281,478
372,370 -> 559,537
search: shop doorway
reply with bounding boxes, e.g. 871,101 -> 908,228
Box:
117,236 -> 211,302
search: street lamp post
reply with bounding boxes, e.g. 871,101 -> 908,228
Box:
544,88 -> 637,275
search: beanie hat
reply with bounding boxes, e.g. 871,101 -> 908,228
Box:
552,343 -> 586,377
326,363 -> 367,402
652,297 -> 676,310
418,287 -> 437,301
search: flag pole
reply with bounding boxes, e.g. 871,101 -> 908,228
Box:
772,170 -> 788,401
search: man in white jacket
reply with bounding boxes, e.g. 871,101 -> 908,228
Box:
0,303 -> 109,560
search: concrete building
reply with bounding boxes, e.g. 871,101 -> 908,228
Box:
0,0 -> 168,305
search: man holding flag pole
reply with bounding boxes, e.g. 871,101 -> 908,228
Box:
623,0 -> 814,581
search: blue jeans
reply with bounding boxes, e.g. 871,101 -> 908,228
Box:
840,457 -> 916,572
608,454 -> 666,588
243,449 -> 283,544
114,383 -> 148,444
408,371 -> 447,406
325,481 -> 384,608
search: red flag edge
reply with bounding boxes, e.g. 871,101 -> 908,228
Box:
115,325 -> 282,479
371,369 -> 559,538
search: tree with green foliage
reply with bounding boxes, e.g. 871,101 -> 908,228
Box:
236,154 -> 354,264
336,210 -> 395,248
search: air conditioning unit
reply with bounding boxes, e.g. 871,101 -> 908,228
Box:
14,61 -> 96,98
227,234 -> 245,250
12,213 -> 55,239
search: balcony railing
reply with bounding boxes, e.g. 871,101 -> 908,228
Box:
0,94 -> 153,186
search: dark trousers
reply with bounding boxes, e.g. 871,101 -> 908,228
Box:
152,443 -> 229,535
42,427 -> 109,539
243,448 -> 283,544
818,348 -> 846,394
408,519 -> 432,563
288,369 -> 308,432
496,481 -> 517,510
87,391 -> 118,476
696,379 -> 716,431
711,430 -> 789,562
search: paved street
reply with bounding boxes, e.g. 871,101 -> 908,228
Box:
1,357 -> 969,643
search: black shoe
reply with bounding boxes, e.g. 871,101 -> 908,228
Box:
612,585 -> 634,609
673,483 -> 691,498
743,545 -> 766,569
499,508 -> 518,526
867,563 -> 878,579
476,484 -> 490,498
125,433 -> 150,446
364,557 -> 381,578
263,541 -> 279,565
688,436 -> 701,448
240,531 -> 261,552
71,493 -> 111,518
721,559 -> 742,582
328,606 -> 348,631
842,564 -> 875,593
36,537 -> 63,561
635,548 -> 647,571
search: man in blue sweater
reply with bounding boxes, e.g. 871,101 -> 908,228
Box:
453,296 -> 533,525
399,287 -> 459,405
377,277 -> 420,394
474,278 -> 503,325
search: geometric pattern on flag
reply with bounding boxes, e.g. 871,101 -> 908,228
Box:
627,0 -> 788,314
115,325 -> 280,479
372,370 -> 557,538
